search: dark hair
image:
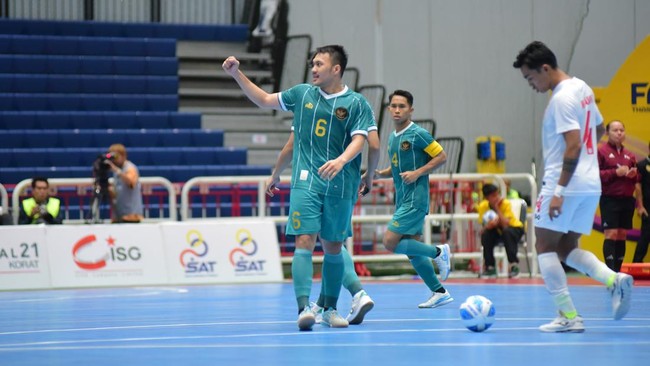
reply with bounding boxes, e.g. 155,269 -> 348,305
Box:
31,177 -> 49,189
312,45 -> 348,76
389,89 -> 414,106
482,183 -> 498,197
606,120 -> 624,132
513,41 -> 558,70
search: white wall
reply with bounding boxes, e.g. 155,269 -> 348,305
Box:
286,0 -> 650,189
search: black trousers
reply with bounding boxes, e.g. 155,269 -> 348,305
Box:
482,226 -> 525,268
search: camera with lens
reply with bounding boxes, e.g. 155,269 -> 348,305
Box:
92,152 -> 116,189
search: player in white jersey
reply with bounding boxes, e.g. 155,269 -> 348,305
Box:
223,45 -> 379,331
513,41 -> 633,332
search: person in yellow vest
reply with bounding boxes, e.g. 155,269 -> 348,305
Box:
18,177 -> 62,225
477,183 -> 524,278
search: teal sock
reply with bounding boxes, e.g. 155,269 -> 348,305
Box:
410,256 -> 443,292
342,246 -> 363,296
317,246 -> 362,307
394,238 -> 438,258
292,248 -> 313,310
322,252 -> 344,309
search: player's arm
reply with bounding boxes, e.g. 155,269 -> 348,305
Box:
318,134 -> 366,180
400,142 -> 447,184
222,56 -> 281,110
266,133 -> 294,197
548,129 -> 580,219
557,129 -> 581,188
360,130 -> 381,195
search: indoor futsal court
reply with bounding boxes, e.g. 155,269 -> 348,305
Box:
0,277 -> 648,365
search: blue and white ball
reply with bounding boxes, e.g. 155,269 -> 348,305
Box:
482,209 -> 498,224
459,295 -> 495,332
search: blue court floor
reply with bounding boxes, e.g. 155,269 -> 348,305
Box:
0,279 -> 649,366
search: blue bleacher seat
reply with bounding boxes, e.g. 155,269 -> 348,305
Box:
0,112 -> 37,129
0,56 -> 11,72
49,75 -> 82,93
48,56 -> 81,74
191,129 -> 225,147
46,36 -> 79,55
146,40 -> 176,57
12,36 -> 45,54
112,57 -> 147,75
0,19 -> 249,42
16,56 -> 48,73
138,113 -> 170,129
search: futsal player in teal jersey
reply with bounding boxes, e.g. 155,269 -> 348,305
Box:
371,89 -> 454,308
267,128 -> 379,326
223,45 -> 378,331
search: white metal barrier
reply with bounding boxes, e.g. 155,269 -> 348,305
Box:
0,183 -> 8,217
12,177 -> 177,224
179,173 -> 538,275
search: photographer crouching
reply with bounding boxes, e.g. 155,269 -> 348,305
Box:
103,144 -> 144,224
19,177 -> 62,225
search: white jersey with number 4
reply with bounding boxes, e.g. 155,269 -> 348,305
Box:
541,77 -> 603,196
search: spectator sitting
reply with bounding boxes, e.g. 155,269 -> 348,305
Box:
18,177 -> 62,225
477,183 -> 524,278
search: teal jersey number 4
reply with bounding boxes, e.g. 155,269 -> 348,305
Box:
388,122 -> 443,212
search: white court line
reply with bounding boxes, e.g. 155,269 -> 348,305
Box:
1,287 -> 189,303
1,316 -> 648,336
0,324 -> 649,349
2,339 -> 650,352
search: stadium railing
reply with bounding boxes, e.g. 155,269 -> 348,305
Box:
0,182 -> 8,214
179,173 -> 538,274
11,176 -> 177,224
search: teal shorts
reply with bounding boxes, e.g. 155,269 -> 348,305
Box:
388,205 -> 427,236
286,188 -> 354,242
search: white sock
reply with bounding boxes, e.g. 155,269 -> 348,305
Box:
538,252 -> 577,317
565,248 -> 617,287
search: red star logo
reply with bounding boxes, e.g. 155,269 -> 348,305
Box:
106,236 -> 116,246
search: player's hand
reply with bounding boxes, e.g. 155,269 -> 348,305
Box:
549,195 -> 563,221
222,56 -> 240,76
318,159 -> 344,180
637,206 -> 648,218
265,176 -> 280,197
399,171 -> 419,184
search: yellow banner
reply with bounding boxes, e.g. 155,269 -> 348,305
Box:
583,35 -> 650,262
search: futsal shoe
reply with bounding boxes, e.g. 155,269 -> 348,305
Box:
611,272 -> 634,320
346,290 -> 374,325
297,307 -> 316,331
539,312 -> 584,333
418,289 -> 453,308
434,243 -> 452,281
321,308 -> 349,328
310,302 -> 324,324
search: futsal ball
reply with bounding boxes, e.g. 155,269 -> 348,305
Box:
482,209 -> 498,224
459,295 -> 495,332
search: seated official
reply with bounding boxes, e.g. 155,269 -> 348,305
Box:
18,177 -> 62,225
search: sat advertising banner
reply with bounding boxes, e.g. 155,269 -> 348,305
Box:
161,219 -> 283,284
46,224 -> 168,288
0,226 -> 51,290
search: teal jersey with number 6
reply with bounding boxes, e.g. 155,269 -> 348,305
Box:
279,84 -> 376,199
